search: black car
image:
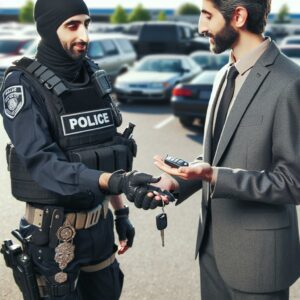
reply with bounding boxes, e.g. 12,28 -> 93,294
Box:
171,70 -> 218,127
136,22 -> 209,58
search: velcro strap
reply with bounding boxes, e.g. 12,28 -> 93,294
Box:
80,252 -> 115,272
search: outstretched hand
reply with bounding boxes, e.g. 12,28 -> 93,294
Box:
154,155 -> 214,182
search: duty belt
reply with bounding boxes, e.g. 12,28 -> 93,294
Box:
25,201 -> 109,230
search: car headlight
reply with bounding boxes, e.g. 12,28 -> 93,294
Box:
149,82 -> 170,89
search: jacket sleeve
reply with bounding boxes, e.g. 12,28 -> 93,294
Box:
0,71 -> 104,198
212,78 -> 300,205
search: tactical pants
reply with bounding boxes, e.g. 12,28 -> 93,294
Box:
19,209 -> 124,300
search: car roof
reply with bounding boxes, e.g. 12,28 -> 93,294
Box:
88,33 -> 129,40
142,21 -> 194,27
280,45 -> 300,49
190,51 -> 213,56
0,36 -> 34,41
141,54 -> 190,59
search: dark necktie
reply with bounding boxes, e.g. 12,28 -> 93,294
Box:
212,66 -> 239,159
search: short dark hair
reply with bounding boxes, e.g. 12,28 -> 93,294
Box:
209,0 -> 271,34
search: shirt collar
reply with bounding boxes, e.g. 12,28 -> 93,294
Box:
229,37 -> 271,75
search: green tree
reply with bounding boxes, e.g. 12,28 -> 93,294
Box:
275,4 -> 290,23
128,4 -> 151,22
110,5 -> 128,24
176,3 -> 200,15
157,11 -> 167,21
19,0 -> 34,23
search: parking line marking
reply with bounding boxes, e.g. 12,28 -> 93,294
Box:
154,116 -> 175,129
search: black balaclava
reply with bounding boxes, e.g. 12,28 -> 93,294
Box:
34,0 -> 89,82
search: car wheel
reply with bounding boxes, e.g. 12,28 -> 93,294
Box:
179,117 -> 194,127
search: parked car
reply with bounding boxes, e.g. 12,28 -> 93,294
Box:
0,36 -> 35,58
280,35 -> 300,46
114,54 -> 202,103
0,34 -> 137,85
171,70 -> 218,127
87,34 -> 137,79
136,22 -> 209,58
280,45 -> 300,65
190,50 -> 229,70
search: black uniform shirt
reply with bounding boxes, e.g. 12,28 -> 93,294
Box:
0,70 -> 104,198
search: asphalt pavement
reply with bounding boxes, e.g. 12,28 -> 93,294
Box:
0,102 -> 299,299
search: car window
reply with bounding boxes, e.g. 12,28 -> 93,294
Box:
184,27 -> 193,39
178,27 -> 185,40
88,41 -> 105,58
181,59 -> 191,71
21,40 -> 34,51
140,25 -> 177,42
137,58 -> 183,73
101,40 -> 119,56
286,39 -> 300,45
215,54 -> 229,66
117,39 -> 134,53
191,71 -> 217,84
281,48 -> 300,58
0,40 -> 24,54
192,55 -> 213,66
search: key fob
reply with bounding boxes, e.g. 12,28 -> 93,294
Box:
156,213 -> 167,230
164,154 -> 189,169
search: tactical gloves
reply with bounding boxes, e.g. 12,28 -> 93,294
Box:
114,206 -> 135,251
108,170 -> 175,209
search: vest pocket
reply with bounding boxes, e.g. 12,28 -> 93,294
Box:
69,142 -> 133,173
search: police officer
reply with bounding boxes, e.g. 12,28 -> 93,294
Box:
0,0 -> 161,299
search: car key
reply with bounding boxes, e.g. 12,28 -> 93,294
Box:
156,212 -> 167,247
164,154 -> 189,169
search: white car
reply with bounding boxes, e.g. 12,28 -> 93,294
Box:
114,54 -> 202,103
280,35 -> 300,46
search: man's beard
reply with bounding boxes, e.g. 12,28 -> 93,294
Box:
210,23 -> 238,54
65,42 -> 88,60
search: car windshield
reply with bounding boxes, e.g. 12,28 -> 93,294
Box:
0,40 -> 24,54
191,71 -> 217,84
281,48 -> 300,58
24,40 -> 39,56
193,55 -> 212,66
215,54 -> 229,66
136,58 -> 183,73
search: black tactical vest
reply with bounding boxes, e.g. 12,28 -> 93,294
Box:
5,57 -> 136,209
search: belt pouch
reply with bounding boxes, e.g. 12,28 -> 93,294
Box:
113,144 -> 130,171
30,206 -> 54,246
48,208 -> 64,248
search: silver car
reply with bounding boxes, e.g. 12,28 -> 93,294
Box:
0,34 -> 137,85
114,54 -> 202,103
87,33 -> 137,80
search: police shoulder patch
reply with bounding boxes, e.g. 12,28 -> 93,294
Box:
2,85 -> 25,119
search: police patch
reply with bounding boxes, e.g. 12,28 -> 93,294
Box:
61,108 -> 114,136
3,85 -> 25,119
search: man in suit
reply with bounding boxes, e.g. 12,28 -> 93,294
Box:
144,0 -> 300,299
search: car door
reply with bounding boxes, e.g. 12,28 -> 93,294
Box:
98,39 -> 121,78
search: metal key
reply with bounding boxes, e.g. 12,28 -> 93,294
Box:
156,212 -> 167,247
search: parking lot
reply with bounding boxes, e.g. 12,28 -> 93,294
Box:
1,19 -> 300,299
0,102 -> 300,299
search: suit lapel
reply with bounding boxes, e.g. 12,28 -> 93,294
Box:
212,64 -> 270,166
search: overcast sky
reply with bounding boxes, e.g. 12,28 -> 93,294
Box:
0,0 -> 299,13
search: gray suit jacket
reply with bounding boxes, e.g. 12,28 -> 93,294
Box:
178,41 -> 300,293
